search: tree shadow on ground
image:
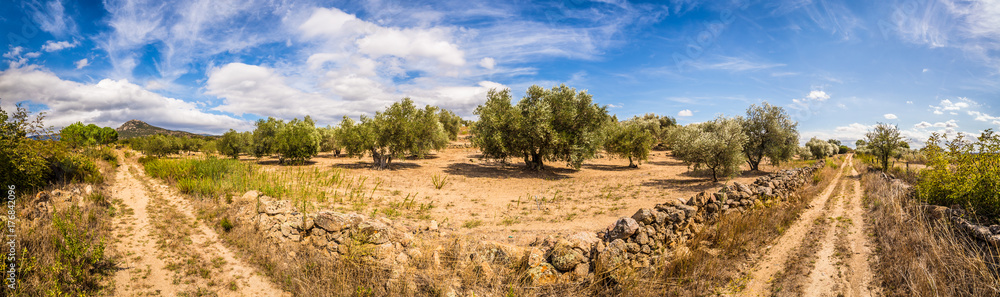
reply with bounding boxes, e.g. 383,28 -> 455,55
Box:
332,161 -> 422,170
256,159 -> 319,166
443,162 -> 573,180
582,164 -> 639,171
647,160 -> 685,167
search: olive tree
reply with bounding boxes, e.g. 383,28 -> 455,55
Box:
625,113 -> 676,144
805,137 -> 836,159
471,85 -> 610,170
60,122 -> 118,147
740,102 -> 799,171
438,109 -> 462,141
865,122 -> 905,171
252,117 -> 284,159
275,116 -> 321,164
338,98 -> 449,170
318,126 -> 341,155
603,121 -> 655,168
668,116 -> 747,182
217,129 -> 251,159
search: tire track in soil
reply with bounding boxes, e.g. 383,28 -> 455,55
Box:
738,154 -> 853,296
111,151 -> 288,296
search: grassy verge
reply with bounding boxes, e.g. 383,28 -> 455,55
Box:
5,153 -> 119,296
862,164 -> 1000,296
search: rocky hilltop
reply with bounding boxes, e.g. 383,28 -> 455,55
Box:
115,119 -> 201,139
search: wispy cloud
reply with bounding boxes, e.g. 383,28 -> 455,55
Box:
690,56 -> 786,72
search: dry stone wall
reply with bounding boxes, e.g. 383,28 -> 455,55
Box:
237,161 -> 827,285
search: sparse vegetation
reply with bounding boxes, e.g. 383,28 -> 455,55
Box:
603,120 -> 656,168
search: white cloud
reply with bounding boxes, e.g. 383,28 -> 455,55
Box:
0,66 -> 246,133
479,57 -> 496,69
914,120 -> 959,129
74,59 -> 89,69
930,98 -> 974,114
677,109 -> 694,117
906,100 -> 914,104
967,110 -> 1000,125
884,113 -> 898,119
42,40 -> 79,52
922,68 -> 929,73
806,90 -> 830,101
607,103 -> 623,108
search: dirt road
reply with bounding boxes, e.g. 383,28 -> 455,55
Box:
740,155 -> 876,297
111,152 -> 288,296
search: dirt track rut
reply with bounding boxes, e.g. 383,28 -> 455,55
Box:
111,152 -> 287,296
740,155 -> 875,297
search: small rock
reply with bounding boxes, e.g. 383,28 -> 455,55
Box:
606,217 -> 640,241
550,240 -> 585,272
527,263 -> 558,285
525,247 -> 545,268
631,208 -> 656,224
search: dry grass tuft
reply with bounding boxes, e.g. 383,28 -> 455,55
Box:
863,166 -> 1000,296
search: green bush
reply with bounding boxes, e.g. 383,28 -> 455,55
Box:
49,206 -> 114,294
48,153 -> 103,184
220,217 -> 234,232
83,146 -> 118,167
916,130 -> 1000,220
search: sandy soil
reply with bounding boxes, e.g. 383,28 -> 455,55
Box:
246,141 -> 795,245
112,152 -> 288,296
739,155 -> 876,297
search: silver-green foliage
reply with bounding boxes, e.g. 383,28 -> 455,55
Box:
805,137 -> 837,159
337,98 -> 449,170
603,121 -> 655,168
471,85 -> 611,170
740,102 -> 798,170
667,116 -> 748,182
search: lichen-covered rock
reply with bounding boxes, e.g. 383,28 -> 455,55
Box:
550,240 -> 586,272
525,247 -> 546,268
527,263 -> 558,285
566,231 -> 599,257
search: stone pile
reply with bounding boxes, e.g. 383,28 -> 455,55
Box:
243,191 -> 417,265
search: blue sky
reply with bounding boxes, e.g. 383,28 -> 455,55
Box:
1,0 -> 999,146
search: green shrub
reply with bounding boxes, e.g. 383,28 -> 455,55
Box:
220,217 -> 234,232
49,206 -> 114,293
48,153 -> 103,184
83,146 -> 118,167
916,130 -> 1000,220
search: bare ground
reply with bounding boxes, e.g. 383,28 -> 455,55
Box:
111,152 -> 288,296
739,155 -> 876,297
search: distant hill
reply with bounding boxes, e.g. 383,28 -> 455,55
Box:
115,119 -> 203,139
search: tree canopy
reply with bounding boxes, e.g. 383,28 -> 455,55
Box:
471,85 -> 611,170
60,122 -> 118,147
865,122 -> 905,171
667,116 -> 747,182
338,98 -> 449,170
603,121 -> 656,168
275,116 -> 321,164
739,102 -> 798,170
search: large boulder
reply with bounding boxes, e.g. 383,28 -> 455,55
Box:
565,232 -> 599,257
606,217 -> 640,241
